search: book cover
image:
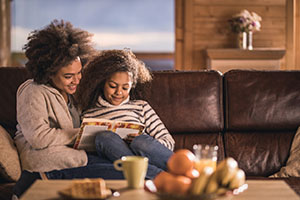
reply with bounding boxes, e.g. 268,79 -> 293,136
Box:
73,118 -> 145,152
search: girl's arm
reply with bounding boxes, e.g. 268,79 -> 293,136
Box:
143,102 -> 175,151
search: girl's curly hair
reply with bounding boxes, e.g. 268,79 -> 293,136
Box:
23,19 -> 95,84
76,49 -> 153,111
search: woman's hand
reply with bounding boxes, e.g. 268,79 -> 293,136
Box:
124,133 -> 139,143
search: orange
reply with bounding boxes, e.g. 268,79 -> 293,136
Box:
185,168 -> 199,179
163,174 -> 192,195
153,171 -> 192,195
167,149 -> 196,175
153,171 -> 173,191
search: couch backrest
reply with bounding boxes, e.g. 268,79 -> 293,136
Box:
0,67 -> 31,137
2,67 -> 299,177
224,70 -> 300,176
149,71 -> 225,160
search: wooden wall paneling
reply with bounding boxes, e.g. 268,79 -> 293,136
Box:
286,0 -> 296,70
183,0 -> 194,70
193,4 -> 286,48
296,0 -> 300,69
175,0 -> 197,70
0,0 -> 11,66
194,6 -> 286,18
175,0 -> 184,70
194,0 -> 286,5
175,0 -> 290,71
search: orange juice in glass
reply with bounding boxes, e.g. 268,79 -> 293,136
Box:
193,144 -> 218,173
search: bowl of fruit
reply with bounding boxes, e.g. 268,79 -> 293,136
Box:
145,149 -> 247,200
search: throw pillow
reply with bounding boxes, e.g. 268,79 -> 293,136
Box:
271,126 -> 300,177
0,125 -> 21,182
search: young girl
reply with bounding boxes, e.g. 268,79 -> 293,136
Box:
76,49 -> 175,173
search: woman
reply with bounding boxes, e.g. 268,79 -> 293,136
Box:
76,49 -> 175,174
14,19 -> 93,173
13,20 -> 124,198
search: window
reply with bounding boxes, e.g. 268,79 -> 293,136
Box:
11,0 -> 174,53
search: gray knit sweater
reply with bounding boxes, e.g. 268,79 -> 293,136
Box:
14,79 -> 87,172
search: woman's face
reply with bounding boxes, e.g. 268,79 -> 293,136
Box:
50,57 -> 82,101
104,71 -> 133,105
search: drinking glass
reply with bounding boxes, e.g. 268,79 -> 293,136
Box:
193,144 -> 218,173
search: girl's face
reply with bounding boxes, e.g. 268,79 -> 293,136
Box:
104,71 -> 133,105
50,57 -> 82,101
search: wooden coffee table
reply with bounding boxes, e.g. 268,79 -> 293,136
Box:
20,179 -> 299,200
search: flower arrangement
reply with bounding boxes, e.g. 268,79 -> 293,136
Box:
228,10 -> 262,33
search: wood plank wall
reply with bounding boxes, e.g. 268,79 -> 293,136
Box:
0,0 -> 11,66
296,0 -> 300,69
175,0 -> 296,71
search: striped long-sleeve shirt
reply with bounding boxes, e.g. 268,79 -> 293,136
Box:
82,96 -> 175,151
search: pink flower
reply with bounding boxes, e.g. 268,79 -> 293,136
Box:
229,10 -> 262,33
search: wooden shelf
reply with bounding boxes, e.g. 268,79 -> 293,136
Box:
205,48 -> 286,73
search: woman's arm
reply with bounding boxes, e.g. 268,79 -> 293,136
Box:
17,82 -> 79,149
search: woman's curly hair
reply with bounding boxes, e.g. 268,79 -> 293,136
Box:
23,19 -> 95,84
76,49 -> 153,111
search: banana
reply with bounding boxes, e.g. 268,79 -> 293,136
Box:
190,167 -> 213,195
204,170 -> 219,194
228,168 -> 246,189
189,157 -> 245,196
215,187 -> 228,195
216,157 -> 238,186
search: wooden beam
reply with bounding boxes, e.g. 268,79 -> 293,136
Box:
286,0 -> 296,70
296,0 -> 300,69
0,0 -> 11,66
183,0 -> 193,70
175,0 -> 184,70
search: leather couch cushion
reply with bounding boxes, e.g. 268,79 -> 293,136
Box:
224,70 -> 300,176
149,71 -> 224,133
148,71 -> 225,160
0,125 -> 21,182
0,182 -> 14,200
0,67 -> 31,137
224,131 -> 294,176
224,70 -> 300,131
177,132 -> 225,162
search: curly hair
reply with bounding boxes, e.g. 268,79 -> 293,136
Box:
23,19 -> 95,84
76,49 -> 153,111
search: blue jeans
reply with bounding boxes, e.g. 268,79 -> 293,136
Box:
13,132 -> 173,197
46,153 -> 124,179
94,131 -> 173,177
46,131 -> 173,180
13,154 -> 123,198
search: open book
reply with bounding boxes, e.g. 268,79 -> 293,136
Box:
73,118 -> 145,152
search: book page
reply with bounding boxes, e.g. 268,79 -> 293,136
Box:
76,124 -> 109,152
115,127 -> 141,139
74,118 -> 145,152
113,121 -> 145,139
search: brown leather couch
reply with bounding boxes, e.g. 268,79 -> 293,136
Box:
147,70 -> 300,178
0,67 -> 300,199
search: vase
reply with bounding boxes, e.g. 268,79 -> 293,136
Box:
237,32 -> 247,49
248,31 -> 253,50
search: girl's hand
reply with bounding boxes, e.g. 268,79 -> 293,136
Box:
124,133 -> 139,143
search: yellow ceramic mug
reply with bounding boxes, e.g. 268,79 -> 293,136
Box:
114,156 -> 148,189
